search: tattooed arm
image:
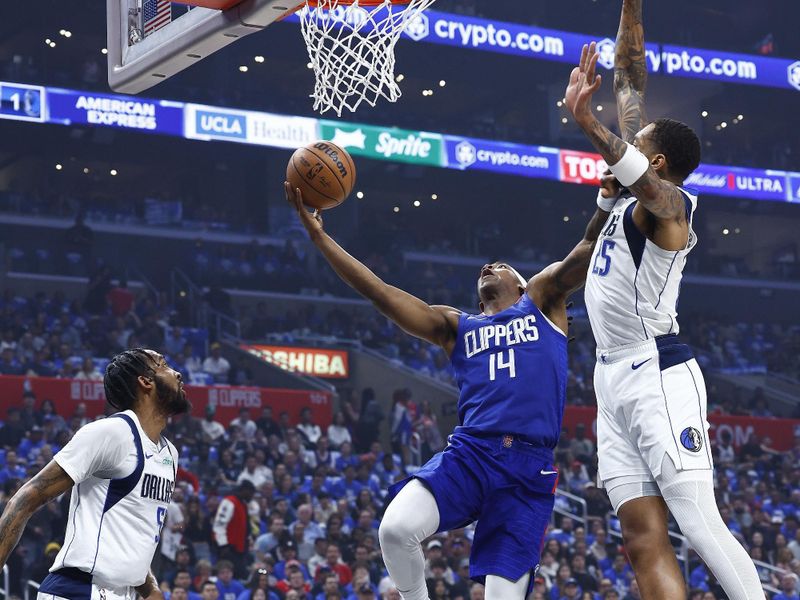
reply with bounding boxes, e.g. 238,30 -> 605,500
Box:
565,43 -> 686,222
0,461 -> 74,569
614,0 -> 648,142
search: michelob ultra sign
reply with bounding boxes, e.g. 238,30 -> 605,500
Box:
242,344 -> 349,379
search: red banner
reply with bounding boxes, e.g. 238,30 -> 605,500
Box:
241,344 -> 349,379
0,376 -> 333,428
562,406 -> 800,451
559,149 -> 608,185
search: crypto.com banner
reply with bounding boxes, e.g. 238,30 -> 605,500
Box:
281,8 -> 800,92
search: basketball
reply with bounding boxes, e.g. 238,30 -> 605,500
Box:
286,141 -> 356,210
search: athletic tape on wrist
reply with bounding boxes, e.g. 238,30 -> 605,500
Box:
608,143 -> 650,188
596,189 -> 619,212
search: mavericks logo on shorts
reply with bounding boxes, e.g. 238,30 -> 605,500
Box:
680,427 -> 703,453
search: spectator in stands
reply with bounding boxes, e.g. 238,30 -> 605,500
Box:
256,406 -> 281,439
16,425 -> 45,461
214,561 -> 245,600
201,580 -> 221,600
214,481 -> 256,578
230,408 -> 257,440
774,573 -> 800,600
0,450 -> 26,484
228,357 -> 254,386
316,543 -> 352,586
204,342 -> 231,383
0,347 -> 23,375
413,400 -> 444,462
107,277 -> 135,317
297,407 -> 322,449
327,412 -> 351,449
165,325 -> 187,357
238,453 -> 274,488
276,567 -> 311,598
316,572 -> 342,600
255,514 -> 287,558
0,408 -> 26,449
74,356 -> 102,380
184,343 -> 203,376
389,388 -> 412,465
201,405 -> 226,443
355,388 -> 383,453
291,503 -> 324,546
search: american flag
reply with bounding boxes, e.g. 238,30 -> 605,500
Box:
143,0 -> 172,36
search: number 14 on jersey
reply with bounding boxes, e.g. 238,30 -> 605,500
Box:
489,349 -> 516,380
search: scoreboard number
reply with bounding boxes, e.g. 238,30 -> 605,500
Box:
0,82 -> 46,122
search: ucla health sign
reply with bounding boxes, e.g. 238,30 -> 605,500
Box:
47,87 -> 183,135
184,104 -> 317,148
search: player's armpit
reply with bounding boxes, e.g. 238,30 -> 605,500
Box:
530,207 -> 609,303
0,460 -> 73,568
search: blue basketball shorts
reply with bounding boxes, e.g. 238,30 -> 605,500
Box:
387,431 -> 558,586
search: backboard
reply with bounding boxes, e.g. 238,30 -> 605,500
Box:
107,0 -> 301,94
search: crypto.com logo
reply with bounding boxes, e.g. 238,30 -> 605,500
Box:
788,61 -> 800,91
454,141 -> 477,168
595,38 -> 616,70
404,12 -> 430,42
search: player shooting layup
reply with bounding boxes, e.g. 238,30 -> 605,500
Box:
565,2 -> 763,598
285,181 -> 613,600
0,349 -> 189,600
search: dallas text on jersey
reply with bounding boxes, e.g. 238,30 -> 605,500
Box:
140,473 -> 174,504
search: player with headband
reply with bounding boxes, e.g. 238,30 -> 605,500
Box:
286,180 -> 617,600
564,1 -> 762,598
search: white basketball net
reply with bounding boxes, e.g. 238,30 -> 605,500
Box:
299,0 -> 436,116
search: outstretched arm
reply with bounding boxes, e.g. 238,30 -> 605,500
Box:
614,0 -> 648,142
0,461 -> 74,569
285,183 -> 459,352
565,43 -> 686,222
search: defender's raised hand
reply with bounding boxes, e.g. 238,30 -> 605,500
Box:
565,42 -> 603,126
285,181 -> 324,238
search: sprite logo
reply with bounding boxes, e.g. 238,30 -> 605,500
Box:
320,121 -> 444,167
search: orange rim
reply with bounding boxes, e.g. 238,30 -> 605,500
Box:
282,0 -> 412,20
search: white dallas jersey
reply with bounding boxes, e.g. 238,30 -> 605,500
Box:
585,189 -> 698,349
51,410 -> 179,588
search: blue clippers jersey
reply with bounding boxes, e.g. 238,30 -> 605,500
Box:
450,293 -> 568,447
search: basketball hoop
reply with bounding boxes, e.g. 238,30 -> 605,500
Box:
296,0 -> 437,116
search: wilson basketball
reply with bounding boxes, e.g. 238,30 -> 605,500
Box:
286,141 -> 356,210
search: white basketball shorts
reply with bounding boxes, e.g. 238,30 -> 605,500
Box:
594,334 -> 713,487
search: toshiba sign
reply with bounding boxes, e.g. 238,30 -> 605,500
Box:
242,345 -> 349,379
559,149 -> 608,185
